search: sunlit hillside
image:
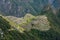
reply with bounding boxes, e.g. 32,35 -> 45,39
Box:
0,0 -> 60,40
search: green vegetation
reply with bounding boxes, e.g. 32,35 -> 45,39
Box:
2,16 -> 25,33
0,6 -> 60,40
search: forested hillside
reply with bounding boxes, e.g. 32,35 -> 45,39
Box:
0,6 -> 60,40
0,0 -> 60,17
0,0 -> 60,40
0,16 -> 60,40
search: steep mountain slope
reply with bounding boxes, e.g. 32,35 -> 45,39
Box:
0,0 -> 60,40
0,0 -> 60,17
3,13 -> 51,31
0,0 -> 48,17
0,14 -> 60,40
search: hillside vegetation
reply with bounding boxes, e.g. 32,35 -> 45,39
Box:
0,8 -> 60,40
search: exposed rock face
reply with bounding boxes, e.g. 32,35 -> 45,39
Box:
5,14 -> 51,31
31,15 -> 51,31
20,15 -> 51,31
5,16 -> 26,24
5,13 -> 35,24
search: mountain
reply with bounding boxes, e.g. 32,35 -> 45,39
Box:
0,13 -> 60,40
0,0 -> 60,17
0,0 -> 60,40
0,0 -> 49,17
52,0 -> 60,9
